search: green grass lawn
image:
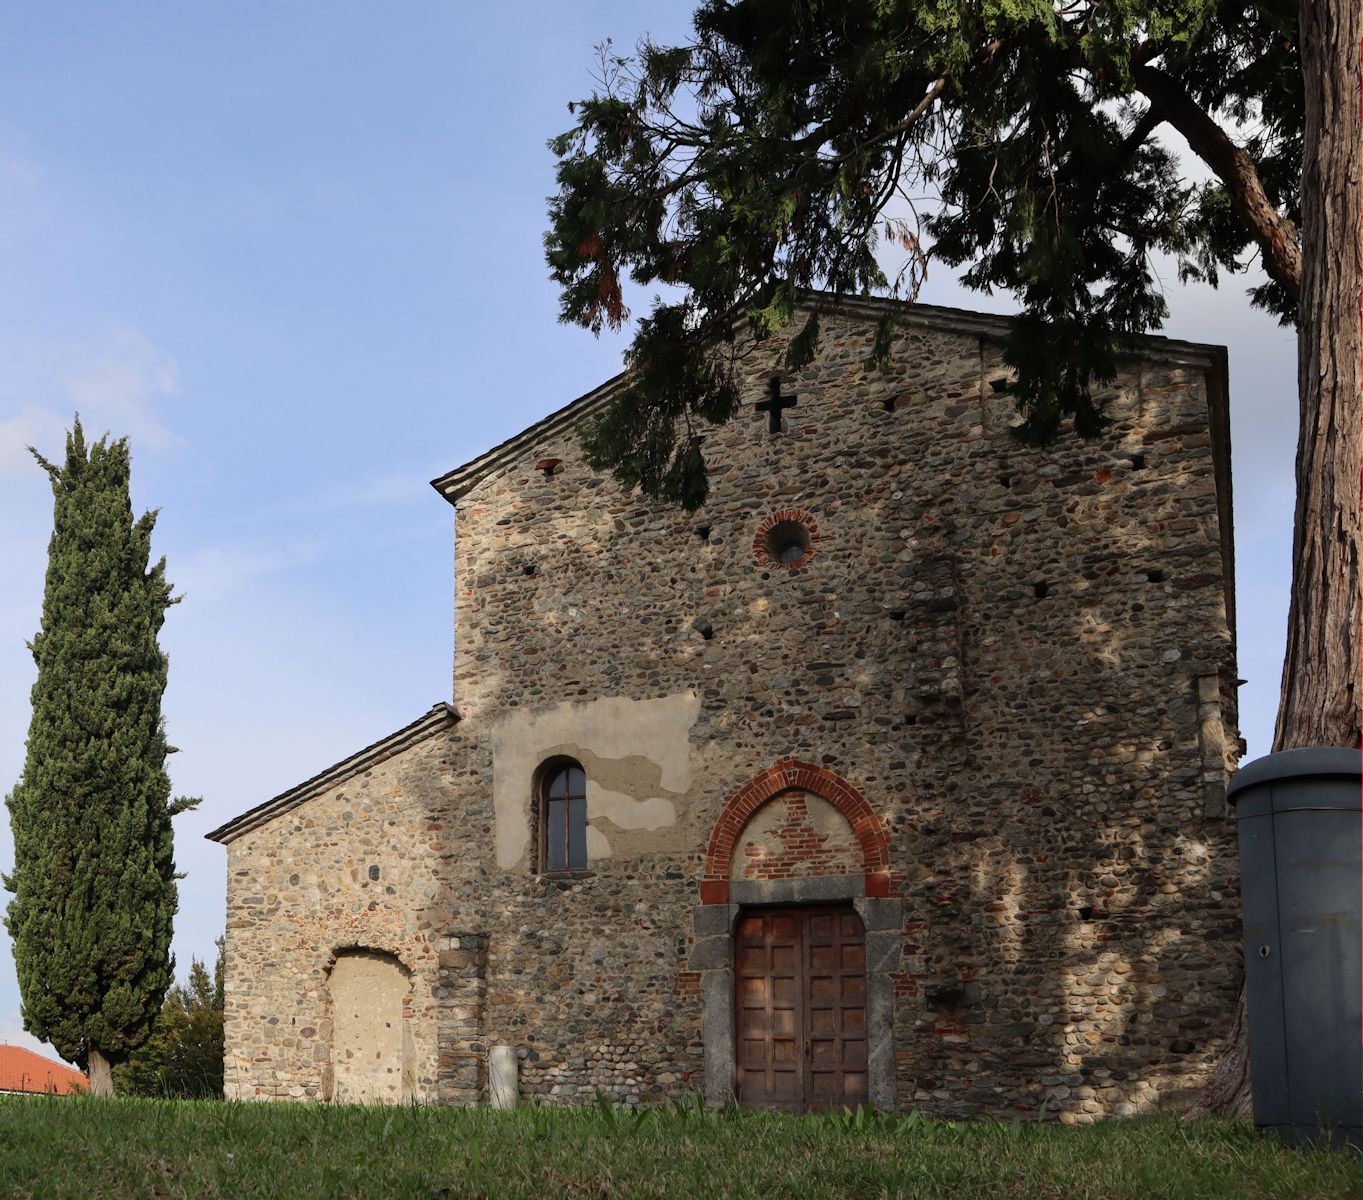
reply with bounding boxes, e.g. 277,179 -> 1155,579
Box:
0,1095 -> 1356,1199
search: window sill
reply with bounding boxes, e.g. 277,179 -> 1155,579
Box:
535,869 -> 595,883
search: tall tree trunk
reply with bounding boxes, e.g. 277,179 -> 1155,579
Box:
87,1047 -> 114,1097
1188,0 -> 1362,1121
1275,0 -> 1363,753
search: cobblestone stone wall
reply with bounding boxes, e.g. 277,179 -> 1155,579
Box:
220,723 -> 487,1104
217,297 -> 1240,1120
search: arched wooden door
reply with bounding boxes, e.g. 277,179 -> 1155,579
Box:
734,906 -> 868,1112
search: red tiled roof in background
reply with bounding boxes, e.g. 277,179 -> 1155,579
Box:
0,1044 -> 87,1095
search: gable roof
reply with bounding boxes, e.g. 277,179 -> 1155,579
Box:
205,702 -> 459,845
429,291 -> 1231,508
0,1045 -> 87,1095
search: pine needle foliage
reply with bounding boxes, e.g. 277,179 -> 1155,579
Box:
4,418 -> 195,1075
115,941 -> 225,1100
546,0 -> 1302,508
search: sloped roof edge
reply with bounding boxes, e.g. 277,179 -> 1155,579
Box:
429,290 -> 1229,507
0,1045 -> 87,1095
205,703 -> 459,845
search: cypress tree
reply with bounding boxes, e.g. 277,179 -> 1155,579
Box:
4,418 -> 194,1096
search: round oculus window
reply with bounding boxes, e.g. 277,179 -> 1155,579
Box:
753,509 -> 820,569
765,520 -> 811,566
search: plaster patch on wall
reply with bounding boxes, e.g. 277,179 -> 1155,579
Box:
491,692 -> 700,869
585,825 -> 612,862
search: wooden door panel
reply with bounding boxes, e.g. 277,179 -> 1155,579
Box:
802,904 -> 869,1112
734,910 -> 803,1109
735,905 -> 869,1112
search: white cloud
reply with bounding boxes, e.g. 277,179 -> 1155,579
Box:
0,330 -> 185,475
0,406 -> 67,478
173,541 -> 324,601
62,330 -> 184,452
0,139 -> 42,194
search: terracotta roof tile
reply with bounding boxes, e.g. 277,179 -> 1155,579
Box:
0,1045 -> 87,1095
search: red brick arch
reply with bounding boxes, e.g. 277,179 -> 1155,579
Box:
700,758 -> 891,904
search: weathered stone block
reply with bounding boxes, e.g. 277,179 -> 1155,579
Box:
691,904 -> 734,939
687,937 -> 731,971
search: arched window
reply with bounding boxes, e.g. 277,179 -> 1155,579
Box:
540,760 -> 587,872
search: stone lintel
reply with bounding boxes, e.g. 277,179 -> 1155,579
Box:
729,875 -> 864,906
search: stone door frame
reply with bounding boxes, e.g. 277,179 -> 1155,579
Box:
691,760 -> 901,1110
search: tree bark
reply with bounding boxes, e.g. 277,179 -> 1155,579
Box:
1274,0 -> 1363,753
87,1047 -> 114,1097
1188,987 -> 1255,1120
1188,0 -> 1362,1121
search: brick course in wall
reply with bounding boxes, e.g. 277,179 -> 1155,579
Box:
210,294 -> 1240,1121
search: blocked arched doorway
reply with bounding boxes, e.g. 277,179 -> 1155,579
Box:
328,948 -> 415,1104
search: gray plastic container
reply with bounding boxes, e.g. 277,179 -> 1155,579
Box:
1229,747 -> 1361,1149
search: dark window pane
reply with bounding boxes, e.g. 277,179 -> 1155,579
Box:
567,766 -> 585,798
568,796 -> 587,870
548,770 -> 567,800
545,797 -> 565,871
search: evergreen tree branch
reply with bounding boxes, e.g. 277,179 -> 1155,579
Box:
1132,62 -> 1301,300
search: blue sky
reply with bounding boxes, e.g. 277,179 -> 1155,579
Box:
0,4 -> 1297,1063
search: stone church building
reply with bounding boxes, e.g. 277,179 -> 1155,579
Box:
208,294 -> 1241,1119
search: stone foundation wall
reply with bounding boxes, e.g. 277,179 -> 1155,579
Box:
219,300 -> 1240,1120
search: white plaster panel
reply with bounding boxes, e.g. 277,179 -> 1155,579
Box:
491,692 -> 700,869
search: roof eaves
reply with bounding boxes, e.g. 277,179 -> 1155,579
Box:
205,702 -> 460,845
429,369 -> 630,506
429,290 -> 1229,508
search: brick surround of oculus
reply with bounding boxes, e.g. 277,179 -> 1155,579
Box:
208,293 -> 1241,1120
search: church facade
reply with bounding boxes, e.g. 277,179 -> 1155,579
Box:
208,295 -> 1241,1119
